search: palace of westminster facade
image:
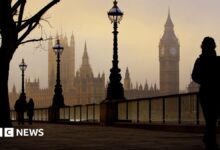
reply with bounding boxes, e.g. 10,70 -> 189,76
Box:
9,12 -> 199,109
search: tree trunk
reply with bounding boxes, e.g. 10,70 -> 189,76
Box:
0,0 -> 60,127
0,56 -> 12,127
0,0 -> 17,127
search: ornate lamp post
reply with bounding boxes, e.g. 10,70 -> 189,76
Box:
52,39 -> 65,107
106,0 -> 125,100
19,58 -> 27,99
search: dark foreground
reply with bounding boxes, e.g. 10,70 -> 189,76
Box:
0,123 -> 218,150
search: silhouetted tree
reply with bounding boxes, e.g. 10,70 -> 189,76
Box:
0,0 -> 60,127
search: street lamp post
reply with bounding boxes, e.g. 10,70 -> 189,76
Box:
19,58 -> 27,99
106,0 -> 125,100
52,39 -> 65,107
16,58 -> 27,125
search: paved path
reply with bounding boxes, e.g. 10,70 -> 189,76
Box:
0,123 -> 218,150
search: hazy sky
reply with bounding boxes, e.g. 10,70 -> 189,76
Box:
9,0 -> 220,92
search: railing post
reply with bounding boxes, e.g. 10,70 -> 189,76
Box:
137,100 -> 139,123
35,110 -> 37,121
149,99 -> 152,124
74,106 -> 76,122
39,109 -> 41,121
100,100 -> 119,126
162,98 -> 165,124
38,109 -> 40,121
178,95 -> 182,124
48,106 -> 60,122
47,109 -> 49,121
36,109 -> 39,121
43,109 -> 45,121
63,107 -> 65,120
126,101 -> 129,120
40,109 -> 42,121
40,109 -> 44,121
93,104 -> 95,122
37,110 -> 39,121
80,105 -> 82,122
69,106 -> 71,121
86,105 -> 89,122
42,109 -> 44,121
196,93 -> 200,125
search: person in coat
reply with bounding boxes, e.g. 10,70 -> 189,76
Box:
27,98 -> 34,125
192,36 -> 220,150
14,94 -> 27,125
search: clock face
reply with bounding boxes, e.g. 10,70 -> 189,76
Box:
169,47 -> 177,55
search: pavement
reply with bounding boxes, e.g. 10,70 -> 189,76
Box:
0,122 -> 219,150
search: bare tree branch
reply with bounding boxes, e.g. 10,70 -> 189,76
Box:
12,0 -> 25,15
17,0 -> 26,28
19,20 -> 53,45
15,19 -> 28,23
41,17 -> 53,28
18,21 -> 39,44
17,0 -> 60,45
18,16 -> 48,45
20,37 -> 43,44
35,36 -> 54,51
17,0 -> 60,33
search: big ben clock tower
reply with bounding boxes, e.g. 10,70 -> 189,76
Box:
159,10 -> 180,95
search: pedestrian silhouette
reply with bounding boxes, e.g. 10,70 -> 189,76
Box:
27,98 -> 34,125
14,94 -> 27,125
192,36 -> 220,150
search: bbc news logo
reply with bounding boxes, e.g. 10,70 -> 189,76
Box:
0,128 -> 44,137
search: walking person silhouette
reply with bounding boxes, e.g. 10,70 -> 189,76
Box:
14,94 -> 27,125
192,36 -> 220,150
27,98 -> 34,125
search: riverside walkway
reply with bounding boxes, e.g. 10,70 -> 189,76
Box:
0,123 -> 217,150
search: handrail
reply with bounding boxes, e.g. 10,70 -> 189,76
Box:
10,92 -> 202,125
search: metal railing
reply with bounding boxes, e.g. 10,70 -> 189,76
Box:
11,108 -> 49,121
11,92 -> 204,125
118,92 -> 204,124
59,104 -> 100,122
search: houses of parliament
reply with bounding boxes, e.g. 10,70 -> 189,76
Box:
9,12 -> 196,109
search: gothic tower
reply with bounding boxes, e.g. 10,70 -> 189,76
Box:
124,67 -> 131,90
74,41 -> 105,104
159,10 -> 180,95
48,33 -> 75,91
79,41 -> 93,78
70,33 -> 75,85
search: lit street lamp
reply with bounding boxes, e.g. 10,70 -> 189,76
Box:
52,39 -> 65,107
19,58 -> 27,99
106,0 -> 125,100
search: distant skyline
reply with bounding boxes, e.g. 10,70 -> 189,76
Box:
9,0 -> 220,92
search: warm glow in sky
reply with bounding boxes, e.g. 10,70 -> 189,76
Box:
9,0 -> 220,92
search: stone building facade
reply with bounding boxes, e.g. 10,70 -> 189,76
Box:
9,35 -> 105,108
123,67 -> 160,99
9,11 -> 185,109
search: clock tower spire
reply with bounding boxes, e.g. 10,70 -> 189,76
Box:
159,9 -> 180,95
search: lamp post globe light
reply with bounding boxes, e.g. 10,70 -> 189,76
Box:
52,39 -> 65,107
19,58 -> 27,99
106,0 -> 125,100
